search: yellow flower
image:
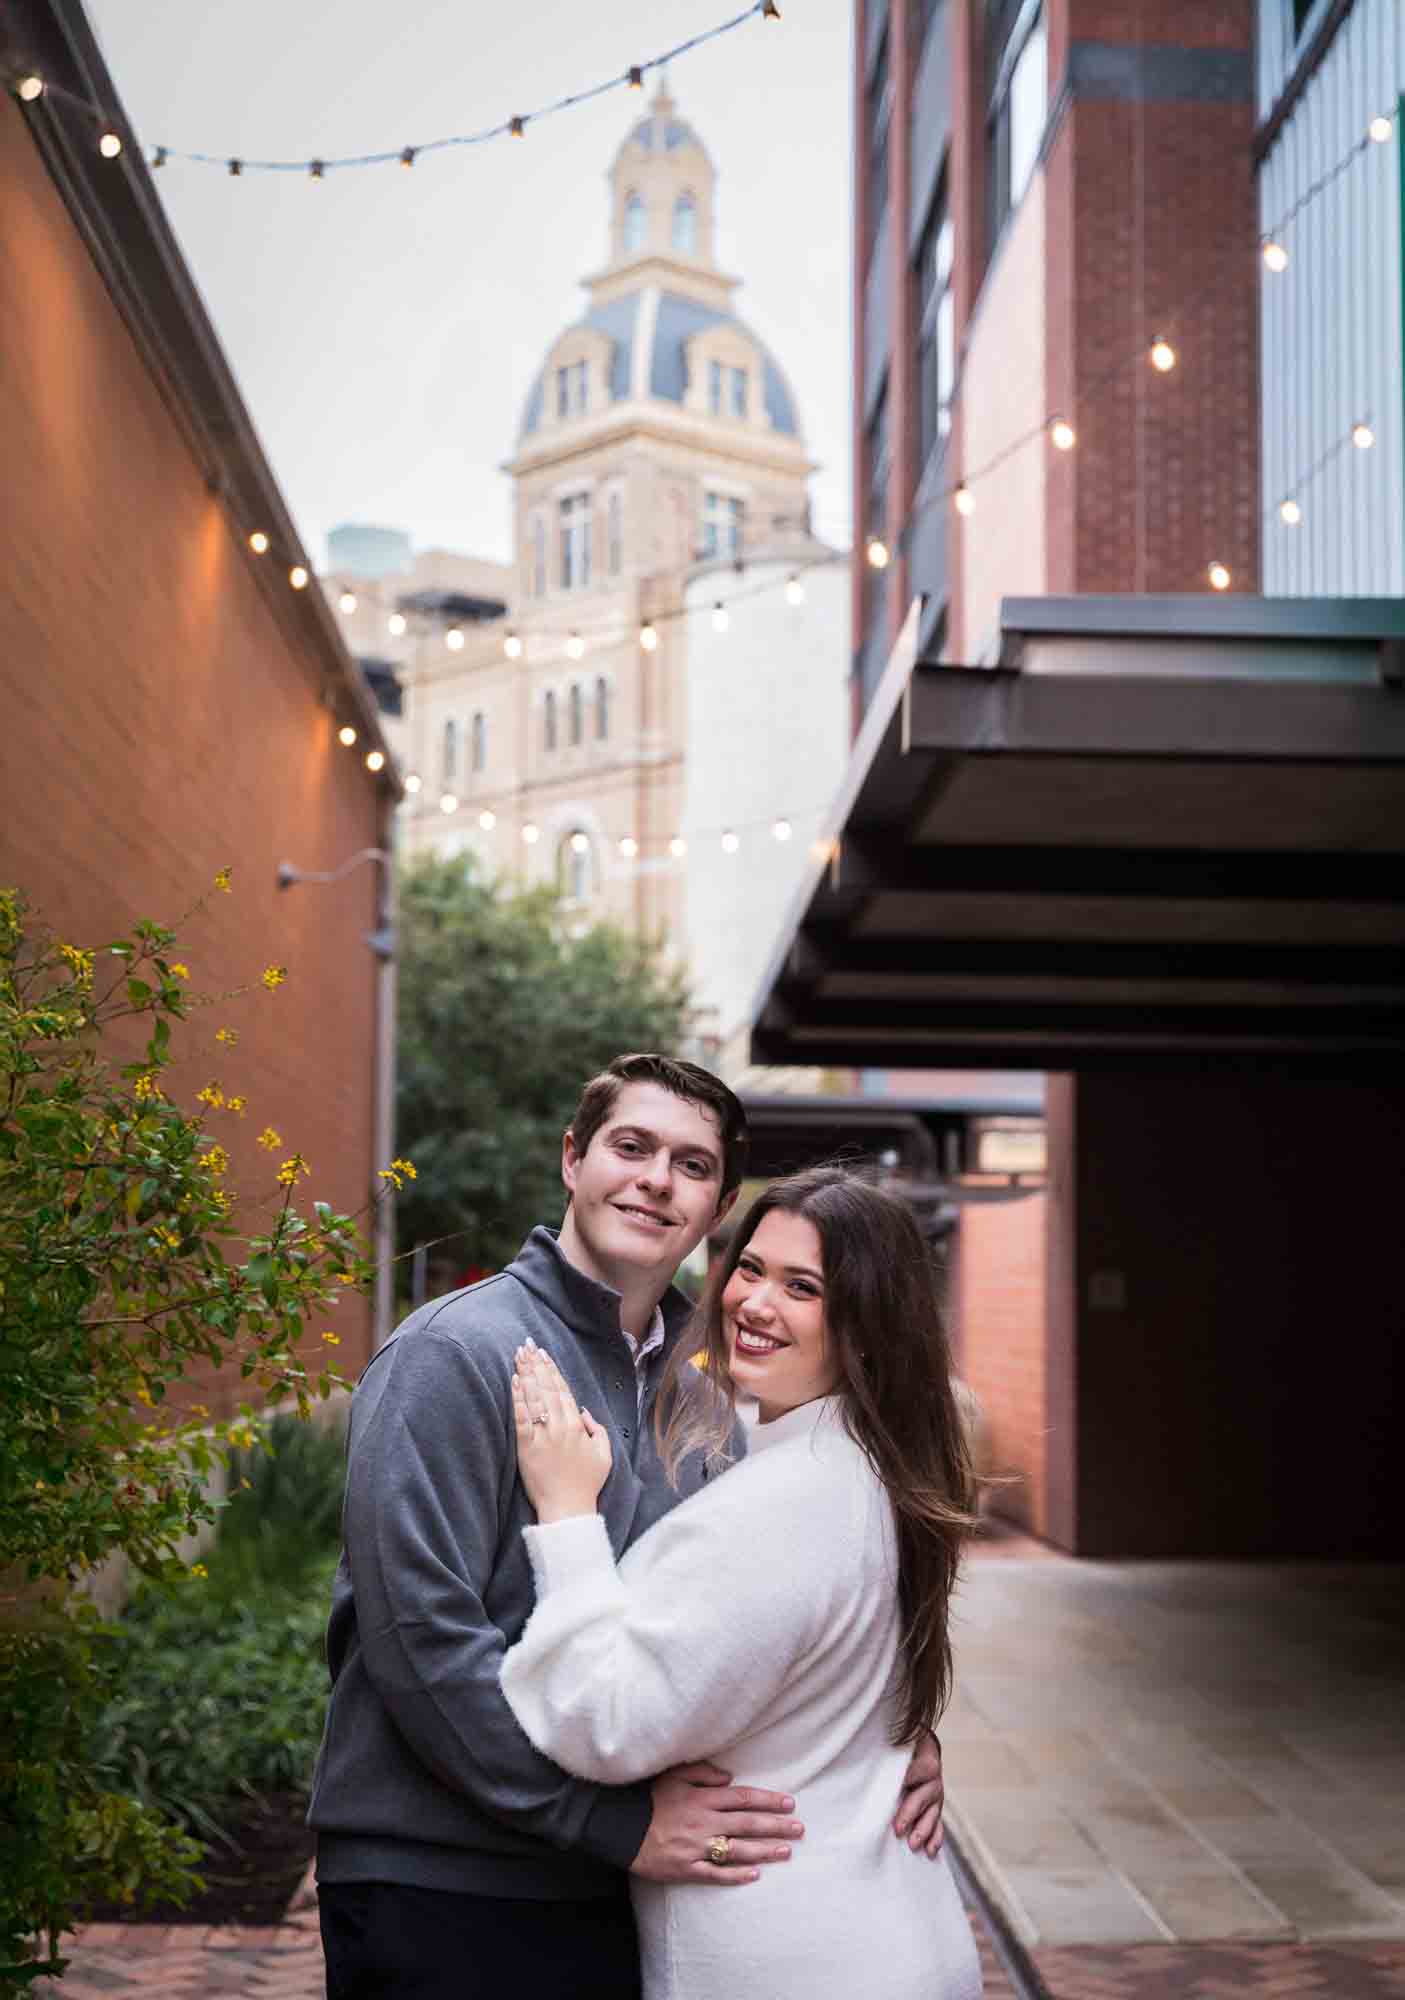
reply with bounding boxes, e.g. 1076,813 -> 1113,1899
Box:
169,963 -> 190,981
335,1271 -> 357,1285
189,1563 -> 208,1580
134,1384 -> 154,1407
377,1167 -> 403,1189
262,965 -> 288,991
321,1331 -> 341,1347
33,1479 -> 45,1492
188,1403 -> 210,1419
392,1156 -> 417,1181
196,1082 -> 224,1110
257,1126 -> 283,1151
133,1072 -> 162,1103
225,1095 -> 247,1117
58,942 -> 95,986
203,1143 -> 230,1178
210,1187 -> 230,1214
214,867 -> 233,893
215,1027 -> 238,1047
276,1153 -> 310,1187
152,1225 -> 181,1251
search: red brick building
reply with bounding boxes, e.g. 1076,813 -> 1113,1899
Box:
1,1 -> 399,1392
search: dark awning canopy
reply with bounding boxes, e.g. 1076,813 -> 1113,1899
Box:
751,597 -> 1405,1073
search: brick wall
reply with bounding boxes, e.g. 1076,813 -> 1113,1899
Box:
0,101 -> 378,1405
954,1192 -> 1050,1536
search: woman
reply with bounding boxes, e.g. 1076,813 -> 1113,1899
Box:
500,1168 -> 983,1999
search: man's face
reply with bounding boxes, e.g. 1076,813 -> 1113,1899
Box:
562,1081 -> 731,1287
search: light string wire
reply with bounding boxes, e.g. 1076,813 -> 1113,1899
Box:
4,1 -> 780,173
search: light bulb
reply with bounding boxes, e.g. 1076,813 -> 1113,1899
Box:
228,159 -> 242,178
1049,418 -> 1076,451
619,835 -> 639,858
504,630 -> 523,659
338,591 -> 357,614
290,565 -> 309,590
400,146 -> 416,168
785,574 -> 805,605
445,627 -> 465,651
669,835 -> 687,858
1369,114 -> 1393,144
99,131 -> 122,159
248,531 -> 269,554
1150,337 -> 1177,373
1262,239 -> 1288,273
712,602 -> 730,633
721,830 -> 739,853
772,818 -> 793,842
439,793 -> 458,815
569,831 -> 590,855
509,116 -> 526,139
338,724 -> 358,747
566,631 -> 585,660
17,75 -> 44,102
309,160 -> 325,180
1279,499 -> 1301,525
1208,561 -> 1231,591
763,0 -> 781,17
388,612 -> 407,636
404,772 -> 422,795
365,749 -> 385,772
810,838 -> 838,864
522,821 -> 541,844
627,65 -> 644,89
639,622 -> 659,652
1352,422 -> 1375,450
153,146 -> 167,168
479,809 -> 497,830
954,484 -> 975,517
865,536 -> 889,569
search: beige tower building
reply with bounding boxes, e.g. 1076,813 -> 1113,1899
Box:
326,83 -> 846,1050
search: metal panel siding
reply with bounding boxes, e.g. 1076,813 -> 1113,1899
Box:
909,0 -> 951,239
1259,0 -> 1405,596
863,205 -> 893,420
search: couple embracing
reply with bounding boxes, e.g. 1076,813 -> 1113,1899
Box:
308,1053 -> 983,1998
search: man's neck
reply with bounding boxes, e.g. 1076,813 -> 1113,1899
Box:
557,1211 -> 669,1342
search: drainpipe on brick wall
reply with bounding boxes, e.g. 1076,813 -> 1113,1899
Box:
371,801 -> 398,1351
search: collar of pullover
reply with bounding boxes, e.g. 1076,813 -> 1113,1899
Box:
740,1392 -> 845,1455
507,1225 -> 695,1350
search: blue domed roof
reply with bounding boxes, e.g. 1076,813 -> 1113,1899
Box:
518,288 -> 800,443
628,115 -> 699,152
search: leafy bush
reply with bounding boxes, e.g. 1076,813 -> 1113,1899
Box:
0,884 -> 372,1984
209,1413 -> 347,1603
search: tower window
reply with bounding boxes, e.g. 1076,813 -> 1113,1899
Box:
442,718 -> 458,781
708,361 -> 748,418
672,191 -> 697,253
559,492 -> 593,590
559,830 -> 592,902
607,490 -> 623,575
623,190 -> 646,253
471,711 -> 486,774
556,359 -> 588,419
544,689 -> 558,752
702,491 -> 745,560
569,682 -> 584,747
595,675 -> 609,741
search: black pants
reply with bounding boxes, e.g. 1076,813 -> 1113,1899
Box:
318,1879 -> 642,2000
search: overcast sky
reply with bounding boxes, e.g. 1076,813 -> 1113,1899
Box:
84,0 -> 855,570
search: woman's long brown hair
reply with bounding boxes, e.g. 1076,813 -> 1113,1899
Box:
656,1167 -> 977,1748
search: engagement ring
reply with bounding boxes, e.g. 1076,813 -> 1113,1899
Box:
706,1835 -> 731,1866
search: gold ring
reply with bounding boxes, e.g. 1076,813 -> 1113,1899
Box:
706,1834 -> 731,1866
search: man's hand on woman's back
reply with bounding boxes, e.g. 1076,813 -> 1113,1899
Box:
630,1762 -> 805,1886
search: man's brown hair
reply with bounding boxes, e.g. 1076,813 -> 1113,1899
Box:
568,1053 -> 749,1201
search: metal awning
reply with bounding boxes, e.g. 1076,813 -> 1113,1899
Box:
750,597 -> 1405,1072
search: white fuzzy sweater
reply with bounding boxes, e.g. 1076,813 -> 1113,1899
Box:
500,1395 -> 981,2000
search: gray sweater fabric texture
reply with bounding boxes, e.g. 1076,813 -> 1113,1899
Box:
308,1226 -> 731,1900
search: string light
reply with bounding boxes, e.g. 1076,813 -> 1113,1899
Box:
400,147 -> 416,168
954,484 -> 975,517
721,830 -> 740,852
627,66 -> 645,90
712,602 -> 730,633
504,630 -> 523,659
388,612 -> 407,637
1208,561 -> 1231,591
1049,418 -> 1076,452
1149,337 -> 1176,373
479,809 -> 497,830
153,146 -> 167,168
772,818 -> 792,842
639,622 -> 659,652
865,536 -> 890,569
365,749 -> 385,772
446,626 -> 465,651
1369,114 -> 1393,144
522,822 -> 541,845
1279,499 -> 1301,526
566,631 -> 585,660
289,565 -> 309,590
404,772 -> 422,795
440,792 -> 458,814
16,75 -> 45,102
99,131 -> 122,159
569,830 -> 591,854
669,835 -> 687,858
228,159 -> 242,178
619,835 -> 639,858
763,0 -> 782,16
337,724 -> 358,746
1261,239 -> 1288,273
248,531 -> 269,555
1352,422 -> 1375,450
309,159 -> 325,180
785,574 -> 805,605
509,116 -> 526,139
338,590 -> 357,613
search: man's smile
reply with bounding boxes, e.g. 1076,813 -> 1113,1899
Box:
611,1200 -> 677,1231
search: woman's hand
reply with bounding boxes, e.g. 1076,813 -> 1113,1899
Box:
512,1344 -> 613,1523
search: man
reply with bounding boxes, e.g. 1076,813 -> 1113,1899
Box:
309,1053 -> 944,1998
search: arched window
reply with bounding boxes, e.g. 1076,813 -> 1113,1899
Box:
623,191 -> 646,253
569,682 -> 584,747
595,675 -> 609,741
559,831 -> 592,902
672,192 -> 697,254
543,689 -> 557,752
442,718 -> 458,780
471,711 -> 486,773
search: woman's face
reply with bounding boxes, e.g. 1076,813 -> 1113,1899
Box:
722,1209 -> 838,1422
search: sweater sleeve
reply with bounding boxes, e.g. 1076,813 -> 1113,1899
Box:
343,1328 -> 652,1868
499,1455 -> 842,1785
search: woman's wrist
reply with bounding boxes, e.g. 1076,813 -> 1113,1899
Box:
534,1497 -> 598,1525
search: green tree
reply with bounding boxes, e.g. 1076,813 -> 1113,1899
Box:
0,883 -> 370,1985
395,853 -> 691,1271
